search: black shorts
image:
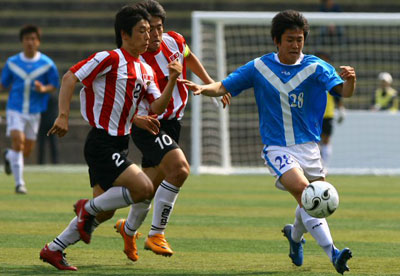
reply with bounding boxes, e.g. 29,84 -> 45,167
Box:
84,127 -> 132,191
322,118 -> 334,136
131,119 -> 181,168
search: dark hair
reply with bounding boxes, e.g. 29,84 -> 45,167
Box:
141,0 -> 166,23
271,10 -> 309,43
114,4 -> 150,48
19,24 -> 41,41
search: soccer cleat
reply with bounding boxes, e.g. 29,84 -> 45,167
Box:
39,244 -> 77,271
114,219 -> 141,262
282,224 -> 306,266
144,234 -> 173,257
3,150 -> 11,175
74,199 -> 94,244
332,247 -> 352,274
15,185 -> 27,194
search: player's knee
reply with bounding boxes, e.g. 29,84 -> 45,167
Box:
166,160 -> 190,185
294,181 -> 309,202
143,180 -> 154,200
130,175 -> 154,201
12,141 -> 24,152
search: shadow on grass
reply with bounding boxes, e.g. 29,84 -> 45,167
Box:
1,265 -> 284,276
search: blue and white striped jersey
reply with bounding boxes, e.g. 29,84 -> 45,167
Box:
1,52 -> 59,114
222,53 -> 343,146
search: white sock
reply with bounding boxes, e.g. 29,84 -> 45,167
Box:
321,144 -> 332,166
292,205 -> 307,242
300,207 -> 336,260
84,186 -> 134,215
48,217 -> 101,252
149,180 -> 179,236
48,217 -> 80,252
7,149 -> 25,186
125,199 -> 152,236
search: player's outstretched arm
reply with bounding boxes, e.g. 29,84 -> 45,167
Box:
334,66 -> 356,98
186,51 -> 231,108
150,60 -> 182,115
47,71 -> 78,137
180,80 -> 228,97
186,52 -> 214,85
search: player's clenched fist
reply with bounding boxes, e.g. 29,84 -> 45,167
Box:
167,60 -> 182,80
339,66 -> 356,81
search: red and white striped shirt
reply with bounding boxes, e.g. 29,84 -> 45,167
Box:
139,31 -> 188,120
70,48 -> 160,136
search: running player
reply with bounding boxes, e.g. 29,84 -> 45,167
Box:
114,0 -> 229,261
182,10 -> 355,275
39,4 -> 182,271
1,24 -> 59,194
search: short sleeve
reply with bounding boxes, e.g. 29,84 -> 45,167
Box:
70,51 -> 112,86
221,60 -> 255,96
144,67 -> 161,104
316,60 -> 344,97
47,62 -> 60,88
1,60 -> 12,88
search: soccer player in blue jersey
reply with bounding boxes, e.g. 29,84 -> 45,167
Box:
182,10 -> 355,275
1,24 -> 59,194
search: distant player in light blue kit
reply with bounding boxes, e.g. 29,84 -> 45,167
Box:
182,10 -> 356,275
1,24 -> 59,194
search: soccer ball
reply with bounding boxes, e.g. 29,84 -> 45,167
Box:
301,181 -> 339,218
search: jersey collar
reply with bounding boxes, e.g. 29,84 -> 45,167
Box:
120,47 -> 140,62
20,52 -> 41,62
273,52 -> 304,66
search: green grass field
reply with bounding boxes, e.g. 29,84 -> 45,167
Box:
0,171 -> 399,276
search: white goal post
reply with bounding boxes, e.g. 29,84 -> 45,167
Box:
191,12 -> 400,175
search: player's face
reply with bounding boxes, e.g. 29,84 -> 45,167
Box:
274,28 -> 304,65
147,16 -> 164,52
22,32 -> 40,57
122,19 -> 150,57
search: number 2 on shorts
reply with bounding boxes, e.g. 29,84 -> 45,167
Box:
112,153 -> 125,167
275,154 -> 293,170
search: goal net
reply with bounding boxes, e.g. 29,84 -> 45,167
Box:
190,12 -> 400,175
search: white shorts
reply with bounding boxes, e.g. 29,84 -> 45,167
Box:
6,110 -> 41,141
261,142 -> 326,190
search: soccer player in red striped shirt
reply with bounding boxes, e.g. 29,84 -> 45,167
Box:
114,0 -> 229,260
39,4 -> 182,271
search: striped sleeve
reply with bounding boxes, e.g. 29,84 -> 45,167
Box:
144,66 -> 161,104
70,51 -> 112,87
167,31 -> 186,53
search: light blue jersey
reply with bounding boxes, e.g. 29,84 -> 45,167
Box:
222,53 -> 343,147
1,52 -> 59,114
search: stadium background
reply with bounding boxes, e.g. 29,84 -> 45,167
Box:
1,0 -> 399,165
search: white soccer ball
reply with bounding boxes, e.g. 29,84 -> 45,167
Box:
301,181 -> 339,218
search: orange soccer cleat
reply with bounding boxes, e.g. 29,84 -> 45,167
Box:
114,219 -> 141,262
144,233 -> 173,257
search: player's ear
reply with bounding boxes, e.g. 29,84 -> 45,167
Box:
121,30 -> 129,41
273,37 -> 279,47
